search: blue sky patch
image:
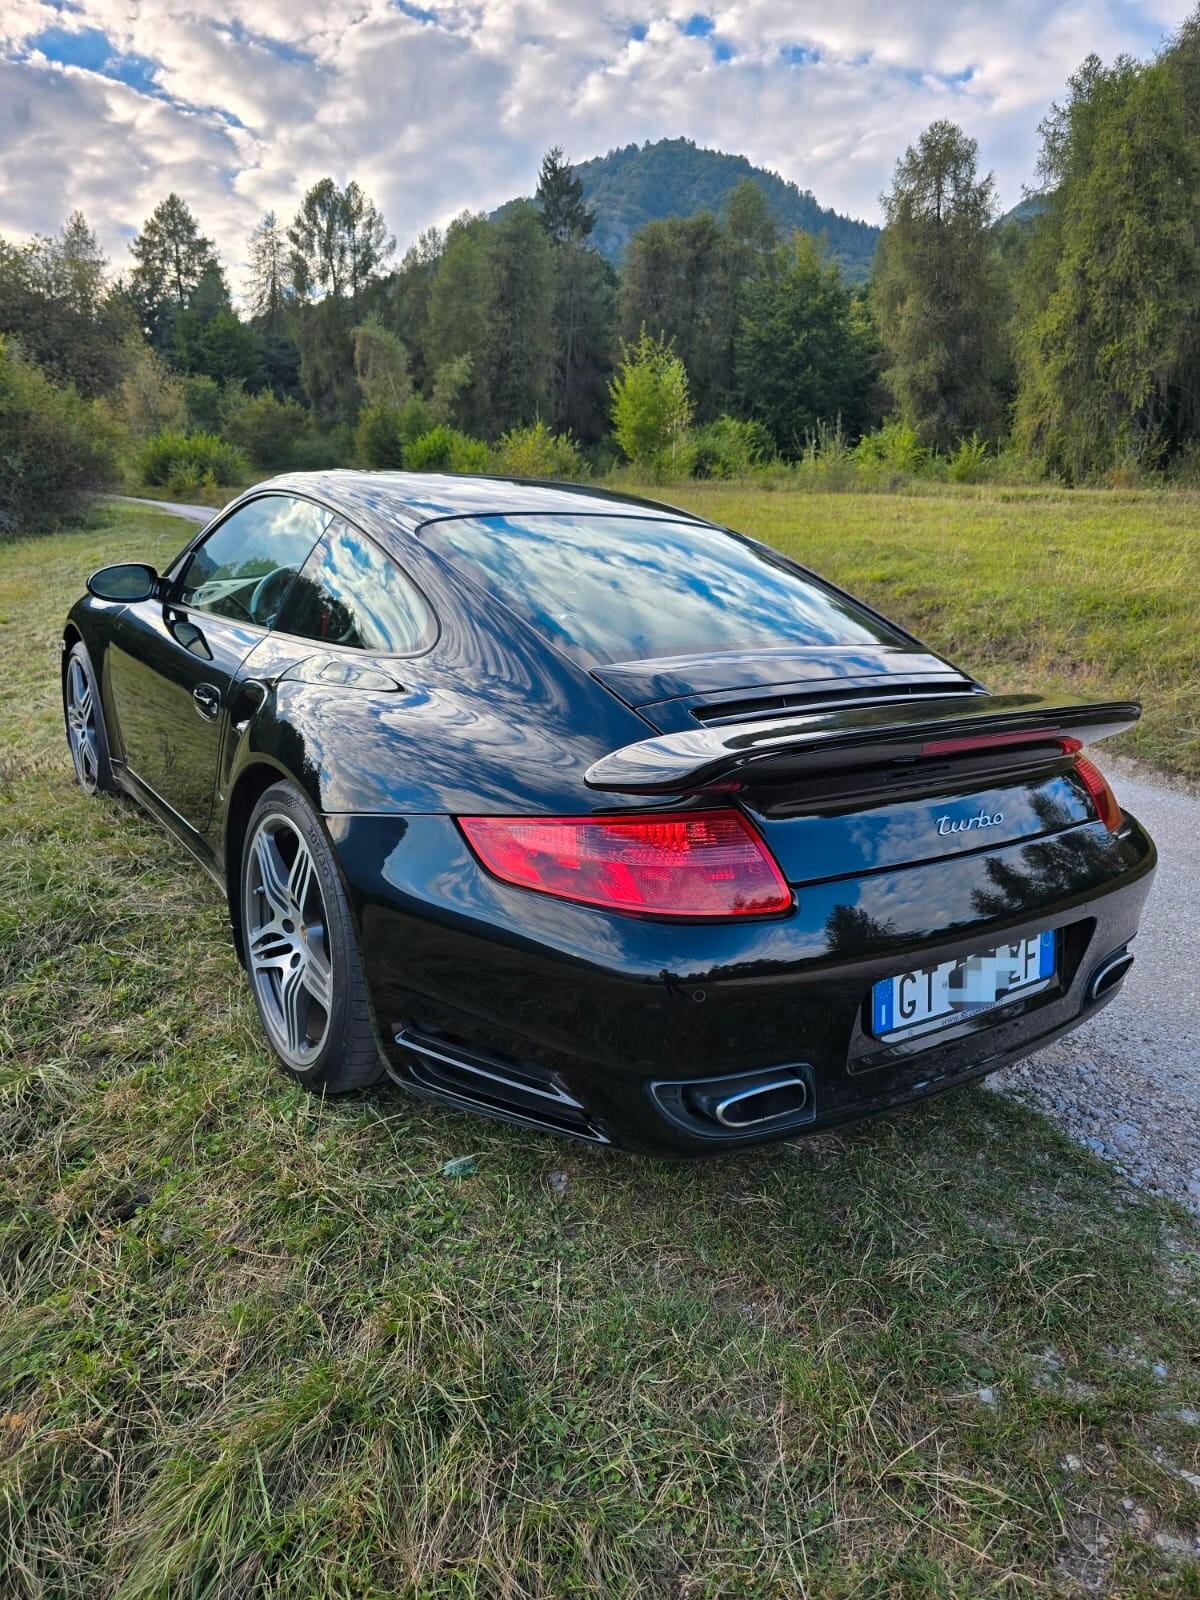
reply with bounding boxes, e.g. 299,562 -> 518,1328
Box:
781,44 -> 821,67
29,25 -> 111,72
683,14 -> 715,38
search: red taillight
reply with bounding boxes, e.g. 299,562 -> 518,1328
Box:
1074,755 -> 1122,832
458,809 -> 792,919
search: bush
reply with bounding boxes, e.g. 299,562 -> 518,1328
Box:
610,328 -> 692,472
354,402 -> 406,469
222,389 -> 309,468
854,418 -> 930,475
404,425 -> 490,473
290,423 -> 354,472
689,416 -> 774,479
492,420 -> 583,480
946,433 -> 990,484
138,429 -> 249,487
182,375 -> 222,433
0,336 -> 123,536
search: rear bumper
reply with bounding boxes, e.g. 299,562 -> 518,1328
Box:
328,811 -> 1157,1153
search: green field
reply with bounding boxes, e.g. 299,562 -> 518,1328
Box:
626,481 -> 1200,782
1,499 -> 1199,1597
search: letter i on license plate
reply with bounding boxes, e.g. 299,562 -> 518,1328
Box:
871,930 -> 1056,1042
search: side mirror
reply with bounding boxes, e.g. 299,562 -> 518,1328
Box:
86,562 -> 159,603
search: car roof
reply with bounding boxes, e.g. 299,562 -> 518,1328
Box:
257,470 -> 709,537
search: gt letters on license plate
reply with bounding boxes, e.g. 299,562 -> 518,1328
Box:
870,931 -> 1056,1042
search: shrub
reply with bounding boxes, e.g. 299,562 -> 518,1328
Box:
112,332 -> 184,441
610,328 -> 692,471
290,423 -> 354,472
689,416 -> 774,479
946,433 -> 990,484
138,429 -> 249,487
182,375 -> 223,433
354,402 -> 406,469
222,389 -> 310,468
492,420 -> 583,480
0,336 -> 123,537
404,425 -> 489,473
854,418 -> 930,475
396,395 -> 435,445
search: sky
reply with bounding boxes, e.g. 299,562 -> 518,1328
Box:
0,0 -> 1193,293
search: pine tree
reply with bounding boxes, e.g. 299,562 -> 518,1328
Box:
477,204 -> 554,435
735,235 -> 871,454
129,194 -> 220,348
875,121 -> 1005,450
247,211 -> 289,330
288,179 -> 393,308
535,147 -> 595,244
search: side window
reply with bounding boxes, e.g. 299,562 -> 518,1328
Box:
274,520 -> 433,653
175,496 -> 333,627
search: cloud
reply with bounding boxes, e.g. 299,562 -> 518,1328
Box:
1,0 -> 1193,293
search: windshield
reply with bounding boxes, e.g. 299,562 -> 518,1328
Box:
419,514 -> 905,667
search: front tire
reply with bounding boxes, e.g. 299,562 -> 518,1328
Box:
63,640 -> 116,794
241,781 -> 385,1093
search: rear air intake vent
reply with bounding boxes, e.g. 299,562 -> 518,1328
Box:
391,1026 -> 610,1143
691,679 -> 983,728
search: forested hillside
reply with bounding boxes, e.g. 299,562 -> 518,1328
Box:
497,137 -> 881,279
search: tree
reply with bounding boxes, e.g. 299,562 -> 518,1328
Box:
735,234 -> 873,454
1014,40 -> 1200,478
535,146 -> 595,244
609,327 -> 692,469
246,211 -> 290,332
619,212 -> 743,419
875,121 -> 1006,449
0,213 -> 132,396
129,194 -> 221,349
477,204 -> 555,435
352,315 -> 410,407
288,178 -> 393,309
550,242 -> 616,444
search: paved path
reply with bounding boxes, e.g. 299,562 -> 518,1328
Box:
110,498 -> 1199,1207
111,494 -> 214,524
991,757 -> 1200,1213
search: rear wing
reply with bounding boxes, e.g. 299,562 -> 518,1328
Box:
584,693 -> 1140,794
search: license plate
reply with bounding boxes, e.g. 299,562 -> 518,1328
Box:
870,931 -> 1056,1043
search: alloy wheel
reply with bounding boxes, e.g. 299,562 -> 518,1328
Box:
244,813 -> 334,1068
66,657 -> 99,789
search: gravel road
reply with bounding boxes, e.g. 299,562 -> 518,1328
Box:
112,498 -> 1198,1209
990,756 -> 1200,1214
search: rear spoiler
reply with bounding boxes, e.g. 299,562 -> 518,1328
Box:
584,693 -> 1140,794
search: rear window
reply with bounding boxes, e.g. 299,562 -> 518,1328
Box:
419,514 -> 904,666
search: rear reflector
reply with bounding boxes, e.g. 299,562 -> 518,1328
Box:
458,809 -> 792,918
1075,755 -> 1122,832
921,730 -> 1083,758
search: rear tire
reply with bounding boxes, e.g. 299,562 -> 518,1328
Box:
241,781 -> 385,1093
63,640 -> 116,795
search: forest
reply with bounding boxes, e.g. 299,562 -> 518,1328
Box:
3,8 -> 1200,537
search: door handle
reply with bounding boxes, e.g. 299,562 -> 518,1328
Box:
193,683 -> 221,720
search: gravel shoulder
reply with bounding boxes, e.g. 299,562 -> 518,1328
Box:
990,755 -> 1200,1213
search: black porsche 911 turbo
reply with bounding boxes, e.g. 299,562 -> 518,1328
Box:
62,473 -> 1156,1152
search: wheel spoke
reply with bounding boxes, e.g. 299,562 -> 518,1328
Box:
254,829 -> 291,917
287,842 -> 315,916
279,959 -> 310,1056
302,942 -> 333,1013
248,923 -> 292,972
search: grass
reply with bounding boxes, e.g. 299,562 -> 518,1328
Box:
626,480 -> 1200,783
1,499 -> 1198,1597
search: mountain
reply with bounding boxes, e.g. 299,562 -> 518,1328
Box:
495,137 -> 881,282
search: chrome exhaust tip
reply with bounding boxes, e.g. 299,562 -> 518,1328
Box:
1087,948 -> 1134,1002
704,1073 -> 810,1129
